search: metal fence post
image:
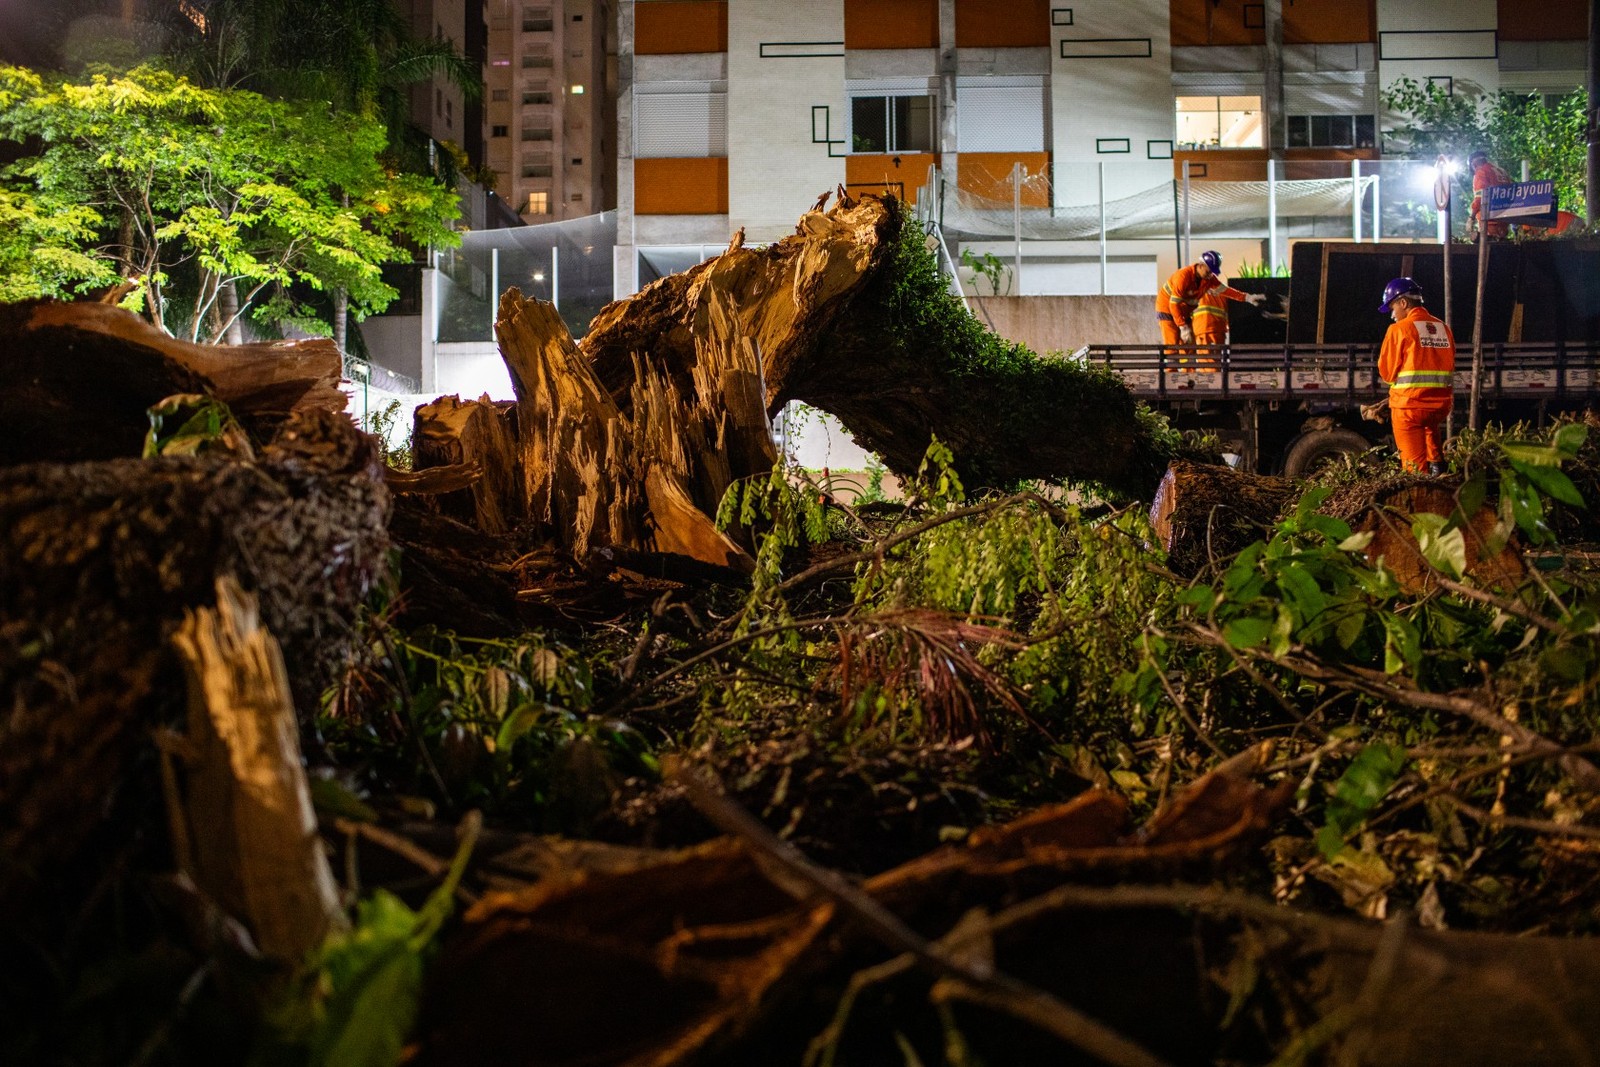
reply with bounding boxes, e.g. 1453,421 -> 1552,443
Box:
1099,161 -> 1108,295
1267,158 -> 1279,273
1352,159 -> 1362,243
551,245 -> 560,311
1012,161 -> 1023,295
1181,160 -> 1192,264
489,246 -> 499,336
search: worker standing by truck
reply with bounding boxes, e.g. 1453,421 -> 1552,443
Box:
1156,250 -> 1263,350
1468,150 -> 1511,239
1377,277 -> 1455,474
1190,284 -> 1231,370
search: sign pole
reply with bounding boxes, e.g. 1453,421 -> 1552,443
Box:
1469,219 -> 1489,430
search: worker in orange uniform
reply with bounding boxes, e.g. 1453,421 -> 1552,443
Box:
1468,150 -> 1511,239
1377,277 -> 1455,474
1156,250 -> 1264,355
1189,284 -> 1232,370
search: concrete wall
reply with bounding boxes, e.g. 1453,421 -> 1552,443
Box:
727,0 -> 847,240
967,294 -> 1155,350
1051,0 -> 1173,205
1376,0 -> 1499,104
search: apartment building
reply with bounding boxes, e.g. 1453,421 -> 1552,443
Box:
400,0 -> 487,170
615,0 -> 1590,292
483,0 -> 616,219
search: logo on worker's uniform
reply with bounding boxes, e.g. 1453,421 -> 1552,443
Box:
1417,321 -> 1451,349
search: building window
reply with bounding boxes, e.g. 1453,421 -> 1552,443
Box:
571,157 -> 583,165
492,88 -> 509,102
1175,95 -> 1263,149
573,13 -> 584,20
522,6 -> 553,31
571,192 -> 584,202
445,99 -> 452,128
570,84 -> 586,95
435,88 -> 442,115
523,90 -> 554,105
1288,114 -> 1377,149
850,94 -> 935,154
492,125 -> 509,137
527,191 -> 549,215
523,48 -> 553,68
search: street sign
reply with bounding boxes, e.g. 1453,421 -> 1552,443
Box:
1483,179 -> 1558,226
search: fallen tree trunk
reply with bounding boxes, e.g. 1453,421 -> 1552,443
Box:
0,299 -> 344,465
411,196 -> 1170,572
582,196 -> 1166,495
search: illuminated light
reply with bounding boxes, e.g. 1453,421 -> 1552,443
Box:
570,85 -> 585,95
1444,160 -> 1461,176
1415,166 -> 1438,192
532,271 -> 546,282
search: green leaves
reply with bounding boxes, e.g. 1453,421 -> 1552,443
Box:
0,64 -> 459,341
291,815 -> 481,1067
144,393 -> 249,458
1316,743 -> 1406,859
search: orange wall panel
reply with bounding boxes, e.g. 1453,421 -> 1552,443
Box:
636,1 -> 728,55
634,157 -> 729,215
1171,0 -> 1376,47
1171,0 -> 1261,47
956,152 -> 1051,208
845,0 -> 939,49
1284,0 -> 1375,44
1497,0 -> 1587,39
846,153 -> 939,203
955,0 -> 1050,48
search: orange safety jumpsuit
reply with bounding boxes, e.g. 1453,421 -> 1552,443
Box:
1191,286 -> 1230,367
1378,306 -> 1456,471
1470,159 -> 1511,239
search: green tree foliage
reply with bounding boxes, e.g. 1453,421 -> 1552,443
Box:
0,64 -> 459,340
1383,77 -> 1589,213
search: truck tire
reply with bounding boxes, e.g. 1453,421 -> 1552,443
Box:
1281,429 -> 1372,478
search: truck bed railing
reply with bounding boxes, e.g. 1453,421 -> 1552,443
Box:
1087,342 -> 1600,403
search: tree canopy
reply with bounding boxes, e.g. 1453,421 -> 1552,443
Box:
0,64 -> 459,342
1382,77 -> 1589,214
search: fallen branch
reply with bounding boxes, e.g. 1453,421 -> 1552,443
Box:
672,761 -> 1173,1067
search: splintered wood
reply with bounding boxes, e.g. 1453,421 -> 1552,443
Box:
167,576 -> 346,964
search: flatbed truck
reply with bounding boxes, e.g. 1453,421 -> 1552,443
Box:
1091,341 -> 1600,475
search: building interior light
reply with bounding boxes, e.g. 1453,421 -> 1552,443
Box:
570,84 -> 585,94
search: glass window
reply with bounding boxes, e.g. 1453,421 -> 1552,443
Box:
1175,95 -> 1262,149
491,125 -> 508,137
850,95 -> 935,154
526,191 -> 549,214
1289,113 -> 1377,149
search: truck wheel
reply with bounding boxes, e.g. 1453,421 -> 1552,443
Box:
1281,429 -> 1372,478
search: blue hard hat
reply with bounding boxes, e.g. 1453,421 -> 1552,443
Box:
1380,276 -> 1423,313
1201,250 -> 1221,274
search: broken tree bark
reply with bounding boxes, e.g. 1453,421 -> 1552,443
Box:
166,576 -> 347,964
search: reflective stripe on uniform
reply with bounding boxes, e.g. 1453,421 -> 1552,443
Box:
1392,370 -> 1453,388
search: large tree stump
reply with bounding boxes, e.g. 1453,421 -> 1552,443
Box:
0,304 -> 389,912
1150,460 -> 1297,574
